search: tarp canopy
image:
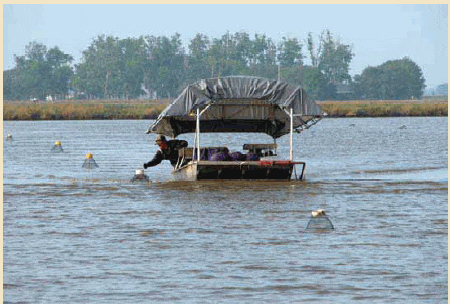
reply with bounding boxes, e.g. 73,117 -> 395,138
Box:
147,76 -> 324,139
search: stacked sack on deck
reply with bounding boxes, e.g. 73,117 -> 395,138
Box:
194,147 -> 260,161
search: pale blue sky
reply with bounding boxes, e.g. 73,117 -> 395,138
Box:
3,4 -> 448,88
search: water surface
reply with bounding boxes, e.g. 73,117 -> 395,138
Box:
3,117 -> 448,303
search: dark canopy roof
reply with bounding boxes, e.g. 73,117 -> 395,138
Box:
148,76 -> 324,139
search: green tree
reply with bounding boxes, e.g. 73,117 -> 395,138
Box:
118,37 -> 151,98
46,46 -> 74,96
142,33 -> 186,98
74,35 -> 122,98
380,57 -> 425,99
318,30 -> 354,84
277,36 -> 303,67
355,57 -> 426,100
186,33 -> 213,82
250,33 -> 276,66
3,41 -> 73,100
301,66 -> 328,100
307,32 -> 321,68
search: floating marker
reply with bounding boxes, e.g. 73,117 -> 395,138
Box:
51,140 -> 64,152
311,209 -> 326,217
306,209 -> 334,230
6,134 -> 12,140
131,168 -> 149,183
82,152 -> 99,169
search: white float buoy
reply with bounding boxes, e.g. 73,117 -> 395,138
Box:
306,209 -> 334,230
311,209 -> 326,217
131,168 -> 149,182
6,134 -> 12,140
82,152 -> 99,169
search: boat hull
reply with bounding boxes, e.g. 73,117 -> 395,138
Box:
172,160 -> 304,181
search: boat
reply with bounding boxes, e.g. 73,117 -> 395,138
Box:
146,76 -> 324,181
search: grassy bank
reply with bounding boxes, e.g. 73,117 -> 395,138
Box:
3,99 -> 448,120
317,99 -> 448,117
3,100 -> 169,120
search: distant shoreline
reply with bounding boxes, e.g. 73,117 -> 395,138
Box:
3,98 -> 448,120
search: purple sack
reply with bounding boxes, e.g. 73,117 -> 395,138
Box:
210,152 -> 229,161
245,152 -> 260,161
228,151 -> 246,161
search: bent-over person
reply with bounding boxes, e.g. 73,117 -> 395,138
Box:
144,135 -> 188,168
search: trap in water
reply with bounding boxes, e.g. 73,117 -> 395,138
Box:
131,168 -> 149,183
51,140 -> 63,152
82,152 -> 99,169
306,209 -> 334,230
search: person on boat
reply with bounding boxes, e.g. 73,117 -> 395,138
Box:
143,134 -> 188,168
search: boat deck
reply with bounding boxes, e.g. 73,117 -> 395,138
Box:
174,160 -> 305,181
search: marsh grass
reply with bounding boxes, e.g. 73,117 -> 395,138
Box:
317,100 -> 448,117
3,99 -> 448,120
3,100 -> 168,120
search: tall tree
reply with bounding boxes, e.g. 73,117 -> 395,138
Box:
355,57 -> 426,100
3,41 -> 73,100
186,33 -> 211,82
74,35 -> 122,98
142,33 -> 186,98
277,37 -> 303,67
318,30 -> 354,84
118,37 -> 149,98
301,66 -> 328,100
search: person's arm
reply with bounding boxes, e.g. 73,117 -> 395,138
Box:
144,150 -> 164,168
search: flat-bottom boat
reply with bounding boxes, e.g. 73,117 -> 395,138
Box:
147,76 -> 324,181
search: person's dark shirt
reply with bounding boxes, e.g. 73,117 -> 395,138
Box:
145,139 -> 188,167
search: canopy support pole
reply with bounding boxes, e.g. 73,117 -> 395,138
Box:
196,107 -> 200,161
290,106 -> 293,161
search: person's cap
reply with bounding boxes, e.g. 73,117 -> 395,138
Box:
155,134 -> 166,143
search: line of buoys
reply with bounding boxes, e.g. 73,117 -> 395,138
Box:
12,137 -> 147,182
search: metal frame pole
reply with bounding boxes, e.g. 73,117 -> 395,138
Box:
290,106 -> 293,161
196,107 -> 200,161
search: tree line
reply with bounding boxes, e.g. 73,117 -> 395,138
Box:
3,30 -> 426,101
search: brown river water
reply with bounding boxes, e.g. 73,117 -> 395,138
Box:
3,117 -> 448,303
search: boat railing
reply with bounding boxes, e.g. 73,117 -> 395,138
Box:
175,147 -> 194,170
243,143 -> 277,157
